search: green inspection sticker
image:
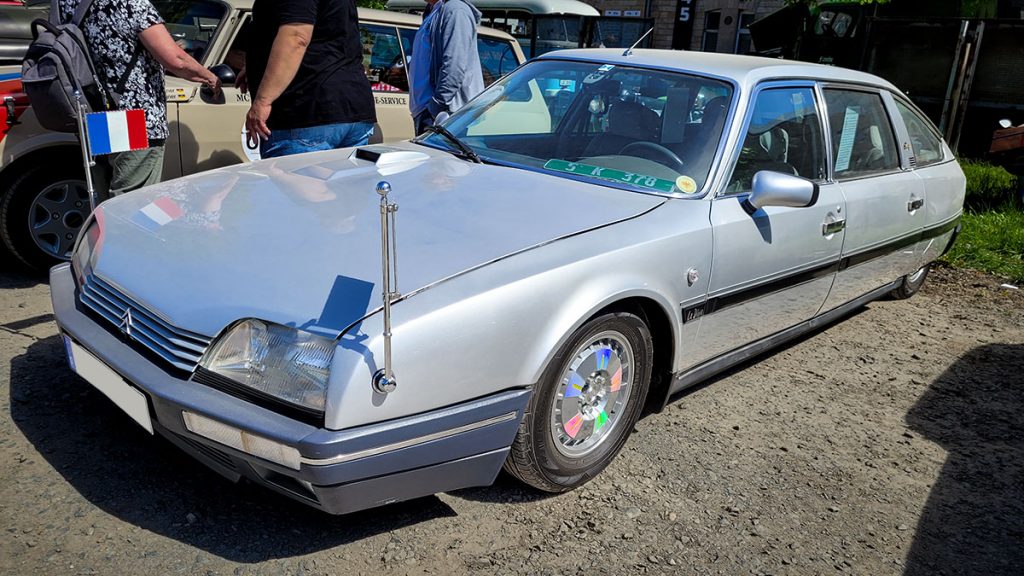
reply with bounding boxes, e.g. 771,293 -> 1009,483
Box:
543,160 -> 677,193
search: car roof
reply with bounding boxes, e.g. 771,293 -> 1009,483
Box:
386,0 -> 600,16
220,3 -> 516,41
537,49 -> 900,91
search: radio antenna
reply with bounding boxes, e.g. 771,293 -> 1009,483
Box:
623,27 -> 654,57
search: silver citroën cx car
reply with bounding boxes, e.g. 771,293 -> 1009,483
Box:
51,49 -> 965,514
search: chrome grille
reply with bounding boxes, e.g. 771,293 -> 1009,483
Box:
79,274 -> 211,371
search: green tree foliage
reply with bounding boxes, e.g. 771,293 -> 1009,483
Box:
785,0 -> 891,5
357,0 -> 389,9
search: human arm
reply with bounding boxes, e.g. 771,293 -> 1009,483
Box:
430,5 -> 477,115
236,66 -> 248,94
139,24 -> 220,89
245,23 -> 314,141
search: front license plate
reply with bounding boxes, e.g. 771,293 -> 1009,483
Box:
64,336 -> 154,434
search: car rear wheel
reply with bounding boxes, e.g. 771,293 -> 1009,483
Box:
889,263 -> 930,300
505,311 -> 653,492
0,159 -> 90,271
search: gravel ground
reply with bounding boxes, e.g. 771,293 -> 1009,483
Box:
1,263 -> 1022,576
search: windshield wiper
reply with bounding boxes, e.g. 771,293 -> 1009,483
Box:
423,124 -> 482,164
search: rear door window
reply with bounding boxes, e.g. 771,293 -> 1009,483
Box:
823,89 -> 900,179
894,100 -> 944,166
361,24 -> 408,93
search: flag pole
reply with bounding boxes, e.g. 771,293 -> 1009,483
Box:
74,91 -> 97,211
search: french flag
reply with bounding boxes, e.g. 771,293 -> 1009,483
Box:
130,196 -> 183,232
85,109 -> 149,156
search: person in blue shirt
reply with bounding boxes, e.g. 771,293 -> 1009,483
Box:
408,0 -> 485,135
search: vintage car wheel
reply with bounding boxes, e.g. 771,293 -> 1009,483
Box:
889,264 -> 930,300
0,161 -> 90,271
505,311 -> 653,492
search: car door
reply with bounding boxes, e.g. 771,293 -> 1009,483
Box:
169,11 -> 254,177
364,23 -> 415,142
820,86 -> 927,312
890,96 -> 964,268
155,0 -> 239,178
692,83 -> 845,366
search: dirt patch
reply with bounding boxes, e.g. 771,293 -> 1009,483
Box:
1,266 -> 1022,576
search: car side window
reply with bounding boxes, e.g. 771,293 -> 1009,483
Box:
153,0 -> 229,64
221,15 -> 249,74
726,87 -> 826,193
894,100 -> 944,167
399,28 -> 516,88
361,25 -> 409,93
477,37 -> 519,87
823,89 -> 900,179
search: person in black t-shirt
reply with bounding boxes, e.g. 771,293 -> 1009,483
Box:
238,0 -> 376,159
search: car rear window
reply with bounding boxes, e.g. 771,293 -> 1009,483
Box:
823,88 -> 900,179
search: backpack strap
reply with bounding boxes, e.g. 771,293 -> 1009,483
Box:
112,43 -> 144,105
71,0 -> 96,27
48,0 -> 60,24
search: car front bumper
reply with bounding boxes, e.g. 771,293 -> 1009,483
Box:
50,263 -> 530,514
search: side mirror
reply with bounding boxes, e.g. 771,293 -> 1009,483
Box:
208,63 -> 236,86
741,171 -> 819,215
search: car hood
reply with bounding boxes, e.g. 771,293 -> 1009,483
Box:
91,144 -> 664,338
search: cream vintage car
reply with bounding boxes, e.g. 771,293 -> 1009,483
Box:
0,0 -> 523,269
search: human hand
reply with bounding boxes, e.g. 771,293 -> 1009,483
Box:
245,98 -> 272,147
202,71 -> 221,94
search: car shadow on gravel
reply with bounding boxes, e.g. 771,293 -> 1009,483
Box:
905,343 -> 1024,576
10,335 -> 457,562
449,473 -> 559,505
0,267 -> 46,289
659,305 -> 870,409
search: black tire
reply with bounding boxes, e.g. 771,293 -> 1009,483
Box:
0,157 -> 89,272
889,263 -> 930,300
505,311 -> 653,492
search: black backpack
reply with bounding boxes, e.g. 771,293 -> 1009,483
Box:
21,0 -> 140,132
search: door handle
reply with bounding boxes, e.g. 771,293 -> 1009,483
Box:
908,197 -> 924,212
822,217 -> 846,236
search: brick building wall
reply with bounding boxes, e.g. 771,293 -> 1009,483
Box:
585,1 -> 679,49
584,0 -> 784,51
688,0 -> 785,52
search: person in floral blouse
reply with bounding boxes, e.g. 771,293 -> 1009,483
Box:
56,0 -> 221,198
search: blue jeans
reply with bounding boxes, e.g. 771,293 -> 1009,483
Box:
260,121 -> 375,159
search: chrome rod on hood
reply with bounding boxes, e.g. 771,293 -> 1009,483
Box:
373,181 -> 400,395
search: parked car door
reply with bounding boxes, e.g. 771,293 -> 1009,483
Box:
363,22 -> 415,143
820,87 -> 927,312
890,96 -> 964,267
693,84 -> 844,366
165,10 -> 252,178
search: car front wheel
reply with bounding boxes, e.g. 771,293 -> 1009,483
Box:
505,311 -> 653,492
0,159 -> 90,271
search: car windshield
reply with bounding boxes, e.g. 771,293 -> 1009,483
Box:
420,59 -> 734,196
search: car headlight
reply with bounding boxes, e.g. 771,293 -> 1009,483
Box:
199,319 -> 336,414
72,218 -> 101,286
